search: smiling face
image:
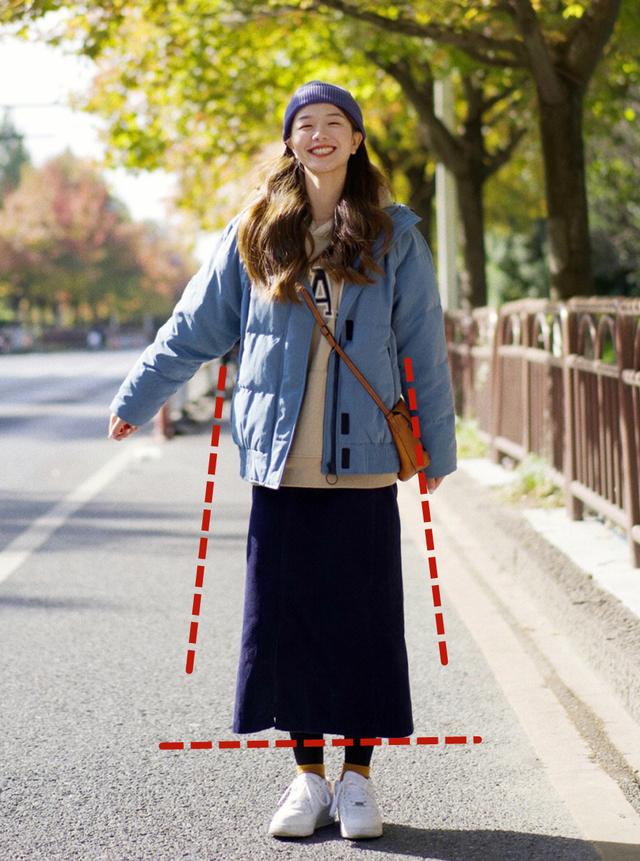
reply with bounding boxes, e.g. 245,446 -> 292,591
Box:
285,102 -> 363,176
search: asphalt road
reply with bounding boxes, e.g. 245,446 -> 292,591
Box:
1,349 -> 639,860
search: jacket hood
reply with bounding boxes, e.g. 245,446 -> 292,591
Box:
366,200 -> 422,263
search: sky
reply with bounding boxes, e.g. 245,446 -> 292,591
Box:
0,30 -> 213,264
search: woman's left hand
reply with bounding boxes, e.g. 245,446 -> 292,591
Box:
426,476 -> 445,493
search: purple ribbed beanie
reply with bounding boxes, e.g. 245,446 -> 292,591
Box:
282,80 -> 366,144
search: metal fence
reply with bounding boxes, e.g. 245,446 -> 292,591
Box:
445,297 -> 640,568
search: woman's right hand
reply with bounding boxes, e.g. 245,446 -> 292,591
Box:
108,413 -> 140,440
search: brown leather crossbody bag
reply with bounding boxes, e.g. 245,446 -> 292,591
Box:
298,286 -> 431,481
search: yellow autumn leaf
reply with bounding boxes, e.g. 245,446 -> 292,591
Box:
562,3 -> 585,19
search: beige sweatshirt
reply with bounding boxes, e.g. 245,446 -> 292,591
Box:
280,196 -> 398,489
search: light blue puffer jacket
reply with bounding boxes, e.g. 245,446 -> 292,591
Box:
109,203 -> 457,488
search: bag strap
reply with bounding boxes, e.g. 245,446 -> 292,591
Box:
297,284 -> 393,419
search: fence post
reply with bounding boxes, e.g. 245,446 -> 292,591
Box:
561,301 -> 583,521
616,309 -> 640,567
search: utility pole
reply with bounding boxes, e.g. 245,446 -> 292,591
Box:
434,77 -> 459,311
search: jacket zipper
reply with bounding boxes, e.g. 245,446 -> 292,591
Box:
328,328 -> 341,474
277,283 -> 316,477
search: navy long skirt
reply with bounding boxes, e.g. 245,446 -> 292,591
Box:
231,482 -> 414,738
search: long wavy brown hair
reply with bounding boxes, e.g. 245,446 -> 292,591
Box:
237,125 -> 395,305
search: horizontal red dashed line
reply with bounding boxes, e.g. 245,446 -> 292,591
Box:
159,736 -> 484,751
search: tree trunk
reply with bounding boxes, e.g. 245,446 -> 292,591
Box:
537,86 -> 592,300
405,163 -> 435,245
455,168 -> 487,308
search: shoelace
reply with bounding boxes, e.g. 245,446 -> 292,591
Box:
329,775 -> 372,819
276,774 -> 331,813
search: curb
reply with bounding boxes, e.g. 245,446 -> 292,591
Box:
427,463 -> 640,729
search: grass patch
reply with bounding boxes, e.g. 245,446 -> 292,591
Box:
455,416 -> 489,458
455,416 -> 563,508
496,453 -> 565,508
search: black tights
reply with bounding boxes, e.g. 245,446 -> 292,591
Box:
290,731 -> 374,767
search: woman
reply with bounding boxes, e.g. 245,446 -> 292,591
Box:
108,80 -> 457,841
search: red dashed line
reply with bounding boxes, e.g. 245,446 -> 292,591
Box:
159,735 -> 484,751
184,364 -> 227,675
195,564 -> 205,588
403,356 -> 449,666
179,357 -> 453,741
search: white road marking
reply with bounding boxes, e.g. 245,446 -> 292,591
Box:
0,442 -> 160,584
398,480 -> 640,850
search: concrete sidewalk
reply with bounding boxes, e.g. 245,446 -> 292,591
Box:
460,458 -> 640,619
417,458 -> 640,734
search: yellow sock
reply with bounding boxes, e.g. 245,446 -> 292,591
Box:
296,763 -> 326,779
341,763 -> 370,779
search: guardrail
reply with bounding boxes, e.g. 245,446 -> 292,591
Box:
445,297 -> 640,568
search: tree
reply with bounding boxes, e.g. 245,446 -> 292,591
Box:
363,47 -> 528,307
290,0 -> 623,300
304,20 -> 529,307
583,18 -> 640,295
3,1 -> 629,302
0,150 -> 196,324
0,110 -> 31,204
1,2 -> 531,306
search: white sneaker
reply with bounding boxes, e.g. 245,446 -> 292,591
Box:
268,772 -> 335,837
330,770 -> 384,839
